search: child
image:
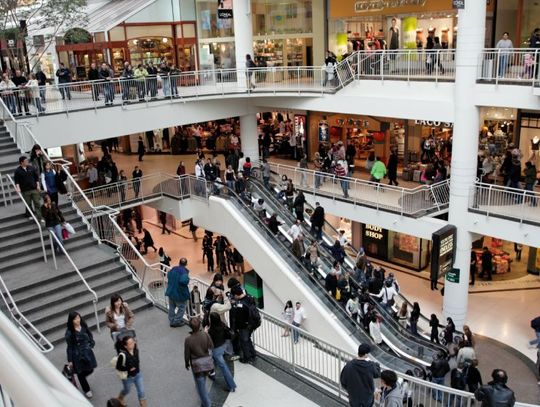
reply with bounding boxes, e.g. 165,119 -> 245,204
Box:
190,286 -> 202,317
522,53 -> 534,79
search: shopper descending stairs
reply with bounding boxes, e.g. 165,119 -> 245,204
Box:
0,124 -> 152,346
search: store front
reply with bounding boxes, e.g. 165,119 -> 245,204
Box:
494,0 -> 540,47
328,0 -> 458,57
257,110 -> 307,159
356,222 -> 430,271
196,0 -> 324,69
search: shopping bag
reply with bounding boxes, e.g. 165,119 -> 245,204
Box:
62,228 -> 69,240
64,222 -> 75,235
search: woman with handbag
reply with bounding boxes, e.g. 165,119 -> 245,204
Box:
208,312 -> 237,392
65,311 -> 97,398
41,193 -> 65,253
184,318 -> 214,407
116,335 -> 146,407
105,293 -> 135,343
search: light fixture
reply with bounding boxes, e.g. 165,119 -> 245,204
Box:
133,39 -> 138,45
162,37 -> 168,43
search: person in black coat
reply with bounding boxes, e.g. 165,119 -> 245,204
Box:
340,343 -> 381,407
387,149 -> 399,186
480,247 -> 493,281
65,311 -> 97,398
88,62 -> 100,101
309,202 -> 325,240
142,228 -> 157,254
293,191 -> 306,222
137,137 -> 145,162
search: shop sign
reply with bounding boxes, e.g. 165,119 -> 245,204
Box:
354,0 -> 427,13
365,224 -> 384,240
362,224 -> 389,260
218,0 -> 233,19
452,0 -> 465,9
431,224 -> 456,283
446,268 -> 460,283
7,39 -> 16,49
414,120 -> 453,128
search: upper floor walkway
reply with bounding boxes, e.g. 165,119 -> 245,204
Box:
8,48 -> 540,146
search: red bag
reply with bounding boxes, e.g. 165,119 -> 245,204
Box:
62,228 -> 69,240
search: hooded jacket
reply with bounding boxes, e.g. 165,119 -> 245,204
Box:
340,358 -> 381,407
382,385 -> 404,407
475,382 -> 515,407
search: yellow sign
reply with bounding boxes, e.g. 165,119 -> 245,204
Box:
536,248 -> 540,270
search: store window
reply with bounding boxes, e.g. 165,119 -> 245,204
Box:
197,0 -> 234,39
252,0 -> 313,35
128,37 -> 174,66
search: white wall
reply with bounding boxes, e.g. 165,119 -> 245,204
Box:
126,0 -> 196,23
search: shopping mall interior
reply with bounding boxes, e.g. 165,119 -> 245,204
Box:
0,0 -> 540,406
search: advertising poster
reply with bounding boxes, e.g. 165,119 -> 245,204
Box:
402,17 -> 417,50
218,0 -> 233,19
318,120 -> 329,143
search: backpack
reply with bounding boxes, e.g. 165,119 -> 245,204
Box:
244,296 -> 261,331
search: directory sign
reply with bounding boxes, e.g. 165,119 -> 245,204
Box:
431,224 -> 457,284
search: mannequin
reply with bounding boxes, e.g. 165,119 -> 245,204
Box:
388,18 -> 400,50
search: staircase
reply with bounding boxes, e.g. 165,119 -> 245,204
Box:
0,126 -> 152,346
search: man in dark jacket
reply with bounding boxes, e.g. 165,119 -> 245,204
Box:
430,351 -> 450,401
88,62 -> 100,101
165,257 -> 190,327
475,369 -> 515,407
480,246 -> 493,281
229,285 -> 256,363
310,201 -> 325,240
55,62 -> 72,100
340,343 -> 381,407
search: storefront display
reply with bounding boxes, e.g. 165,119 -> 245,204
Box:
128,37 -> 174,66
197,0 -> 323,68
361,223 -> 430,270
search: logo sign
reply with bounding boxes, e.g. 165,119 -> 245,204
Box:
414,119 -> 453,128
452,0 -> 465,9
7,39 -> 16,49
355,0 -> 427,13
431,225 -> 457,284
218,0 -> 233,19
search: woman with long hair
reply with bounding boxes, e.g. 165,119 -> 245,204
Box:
65,311 -> 97,398
116,335 -> 147,406
444,317 -> 456,345
429,314 -> 440,344
410,302 -> 421,335
397,302 -> 408,329
463,324 -> 475,348
208,313 -> 237,392
282,300 -> 294,337
105,293 -> 134,342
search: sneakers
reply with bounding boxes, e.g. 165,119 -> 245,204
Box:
85,391 -> 93,398
230,355 -> 240,361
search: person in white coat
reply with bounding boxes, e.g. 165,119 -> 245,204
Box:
369,314 -> 383,345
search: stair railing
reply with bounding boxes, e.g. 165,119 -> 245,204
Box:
5,174 -> 47,263
48,231 -> 100,333
0,274 -> 54,353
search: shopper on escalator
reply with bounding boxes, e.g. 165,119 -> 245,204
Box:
329,240 -> 346,265
267,214 -> 282,235
410,302 -> 421,335
325,268 -> 338,298
340,343 -> 380,407
429,314 -> 440,344
285,179 -> 295,209
371,279 -> 398,311
444,317 -> 456,345
293,191 -> 306,222
369,315 -> 383,346
291,234 -> 305,260
429,351 -> 450,402
309,202 -> 325,241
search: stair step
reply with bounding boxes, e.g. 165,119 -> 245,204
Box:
10,258 -> 121,299
45,297 -> 152,345
0,219 -> 85,245
0,207 -> 77,229
0,223 -> 87,252
19,269 -> 134,315
0,237 -> 96,273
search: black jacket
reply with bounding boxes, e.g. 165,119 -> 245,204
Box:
14,165 -> 39,192
116,347 -> 140,377
65,326 -> 97,374
230,296 -> 252,330
310,206 -> 325,227
430,358 -> 450,378
340,358 -> 381,407
475,382 -> 515,407
41,203 -> 64,228
88,68 -> 100,81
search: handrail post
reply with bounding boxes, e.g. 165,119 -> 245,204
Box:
297,66 -> 301,94
486,184 -> 492,218
94,301 -> 100,333
435,50 -> 440,83
49,234 -> 57,270
534,50 -> 539,87
495,49 -> 500,85
380,50 -> 385,82
407,50 -> 411,82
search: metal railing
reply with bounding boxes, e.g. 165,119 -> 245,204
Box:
478,48 -> 540,86
0,62 -> 355,117
469,181 -> 540,225
5,174 -> 47,263
0,274 -> 53,353
48,231 -> 100,333
352,49 -> 456,81
265,162 -> 450,217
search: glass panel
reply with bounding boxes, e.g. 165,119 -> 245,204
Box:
252,0 -> 312,35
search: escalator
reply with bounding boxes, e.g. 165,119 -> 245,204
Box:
208,182 -> 426,376
246,176 -> 448,364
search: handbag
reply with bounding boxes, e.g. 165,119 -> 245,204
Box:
110,352 -> 128,380
191,354 -> 214,374
64,222 -> 75,235
62,364 -> 78,388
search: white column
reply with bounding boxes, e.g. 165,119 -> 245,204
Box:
443,3 -> 487,329
233,0 -> 253,72
240,114 -> 259,161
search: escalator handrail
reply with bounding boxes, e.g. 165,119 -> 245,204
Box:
207,179 -> 426,375
247,177 -> 448,359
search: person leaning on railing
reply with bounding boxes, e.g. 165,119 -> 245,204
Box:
99,62 -> 115,105
0,73 -> 16,114
55,63 -> 72,100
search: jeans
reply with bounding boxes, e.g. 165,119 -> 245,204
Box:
292,321 -> 301,343
212,343 -> 236,391
133,180 -> 141,198
498,54 -> 509,77
431,376 -> 445,401
34,97 -> 45,113
263,176 -> 270,189
39,87 -> 46,103
121,372 -> 146,401
48,224 -> 63,251
529,331 -> 540,348
226,180 -> 235,193
22,189 -> 42,220
103,83 -> 114,104
239,328 -> 256,361
167,299 -> 186,325
340,180 -> 349,197
163,78 -> 171,96
193,371 -> 211,407
448,394 -> 463,407
59,84 -> 71,100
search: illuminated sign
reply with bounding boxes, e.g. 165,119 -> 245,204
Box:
218,0 -> 233,19
354,0 -> 427,13
365,224 -> 384,240
414,120 -> 453,128
430,225 -> 457,284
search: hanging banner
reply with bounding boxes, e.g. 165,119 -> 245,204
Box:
218,0 -> 233,19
